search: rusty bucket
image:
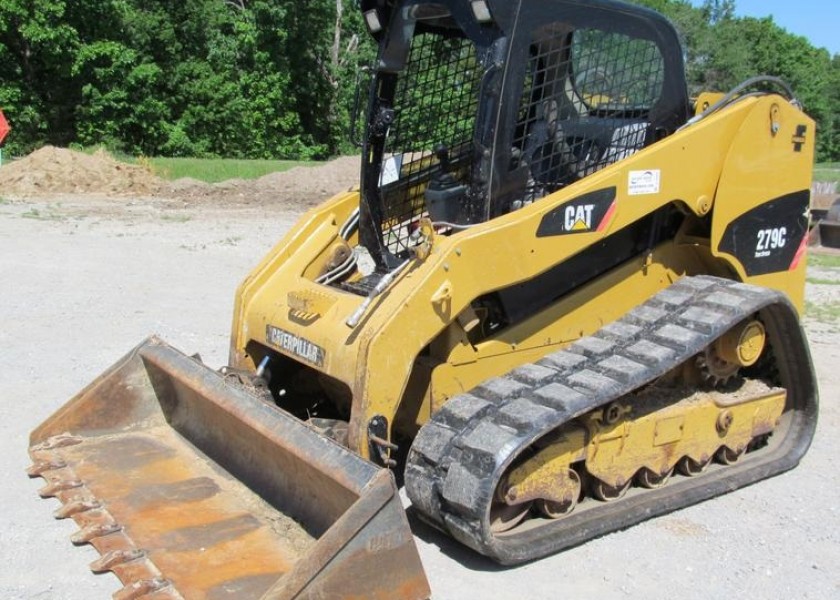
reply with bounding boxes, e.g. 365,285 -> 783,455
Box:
28,337 -> 430,600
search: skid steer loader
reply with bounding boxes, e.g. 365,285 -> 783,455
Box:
29,0 -> 818,597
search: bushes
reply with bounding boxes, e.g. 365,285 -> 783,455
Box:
0,0 -> 373,159
0,0 -> 837,161
633,0 -> 839,161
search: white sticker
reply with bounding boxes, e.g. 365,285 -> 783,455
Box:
628,169 -> 661,196
379,154 -> 403,187
755,226 -> 787,258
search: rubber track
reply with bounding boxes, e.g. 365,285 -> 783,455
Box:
405,276 -> 818,565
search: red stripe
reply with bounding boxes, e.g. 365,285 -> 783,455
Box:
789,233 -> 809,270
597,201 -> 617,232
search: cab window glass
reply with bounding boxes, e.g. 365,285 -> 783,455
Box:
570,29 -> 664,111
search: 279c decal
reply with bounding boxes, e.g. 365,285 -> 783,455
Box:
755,227 -> 787,258
719,191 -> 808,276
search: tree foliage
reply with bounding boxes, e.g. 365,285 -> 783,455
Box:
0,0 -> 837,160
632,0 -> 839,161
0,0 -> 375,158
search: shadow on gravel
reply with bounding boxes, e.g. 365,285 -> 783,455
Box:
405,505 -> 510,573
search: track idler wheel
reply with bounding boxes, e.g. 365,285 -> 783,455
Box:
697,319 -> 766,386
591,477 -> 631,502
534,470 -> 581,519
494,425 -> 586,530
489,499 -> 532,533
490,472 -> 533,533
676,455 -> 711,476
636,467 -> 673,489
715,445 -> 746,465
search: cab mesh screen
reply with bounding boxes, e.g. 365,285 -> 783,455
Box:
379,34 -> 481,254
512,25 -> 665,204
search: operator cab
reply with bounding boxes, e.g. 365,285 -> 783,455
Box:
358,0 -> 690,270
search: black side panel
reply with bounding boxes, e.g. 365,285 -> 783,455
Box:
718,190 -> 810,277
495,205 -> 681,326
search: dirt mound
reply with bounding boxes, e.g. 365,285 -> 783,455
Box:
0,146 -> 164,196
166,155 -> 361,208
0,146 -> 361,208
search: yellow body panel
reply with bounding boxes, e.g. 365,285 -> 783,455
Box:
710,99 -> 814,311
693,92 -> 725,115
485,382 -> 787,517
229,95 -> 814,458
583,387 -> 786,486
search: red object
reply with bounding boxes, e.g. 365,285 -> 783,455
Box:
0,109 -> 10,145
789,231 -> 809,271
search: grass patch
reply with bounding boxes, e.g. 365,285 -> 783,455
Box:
806,277 -> 840,285
20,206 -> 64,221
70,145 -> 315,183
814,162 -> 840,183
144,157 -> 312,183
805,300 -> 840,322
160,213 -> 192,223
808,254 -> 840,269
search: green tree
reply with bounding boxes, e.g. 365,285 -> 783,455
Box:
630,0 -> 838,160
73,41 -> 170,154
821,55 -> 840,160
0,0 -> 836,161
0,0 -> 81,153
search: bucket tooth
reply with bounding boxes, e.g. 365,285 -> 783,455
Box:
31,433 -> 82,452
26,457 -> 67,477
38,477 -> 82,498
54,498 -> 101,519
90,548 -> 146,574
71,521 -> 122,545
114,578 -> 175,600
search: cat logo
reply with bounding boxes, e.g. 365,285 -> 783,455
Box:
565,204 -> 595,231
536,187 -> 617,238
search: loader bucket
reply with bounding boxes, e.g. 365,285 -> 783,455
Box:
28,337 -> 430,600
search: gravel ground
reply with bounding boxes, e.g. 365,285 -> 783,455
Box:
1,195 -> 838,600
